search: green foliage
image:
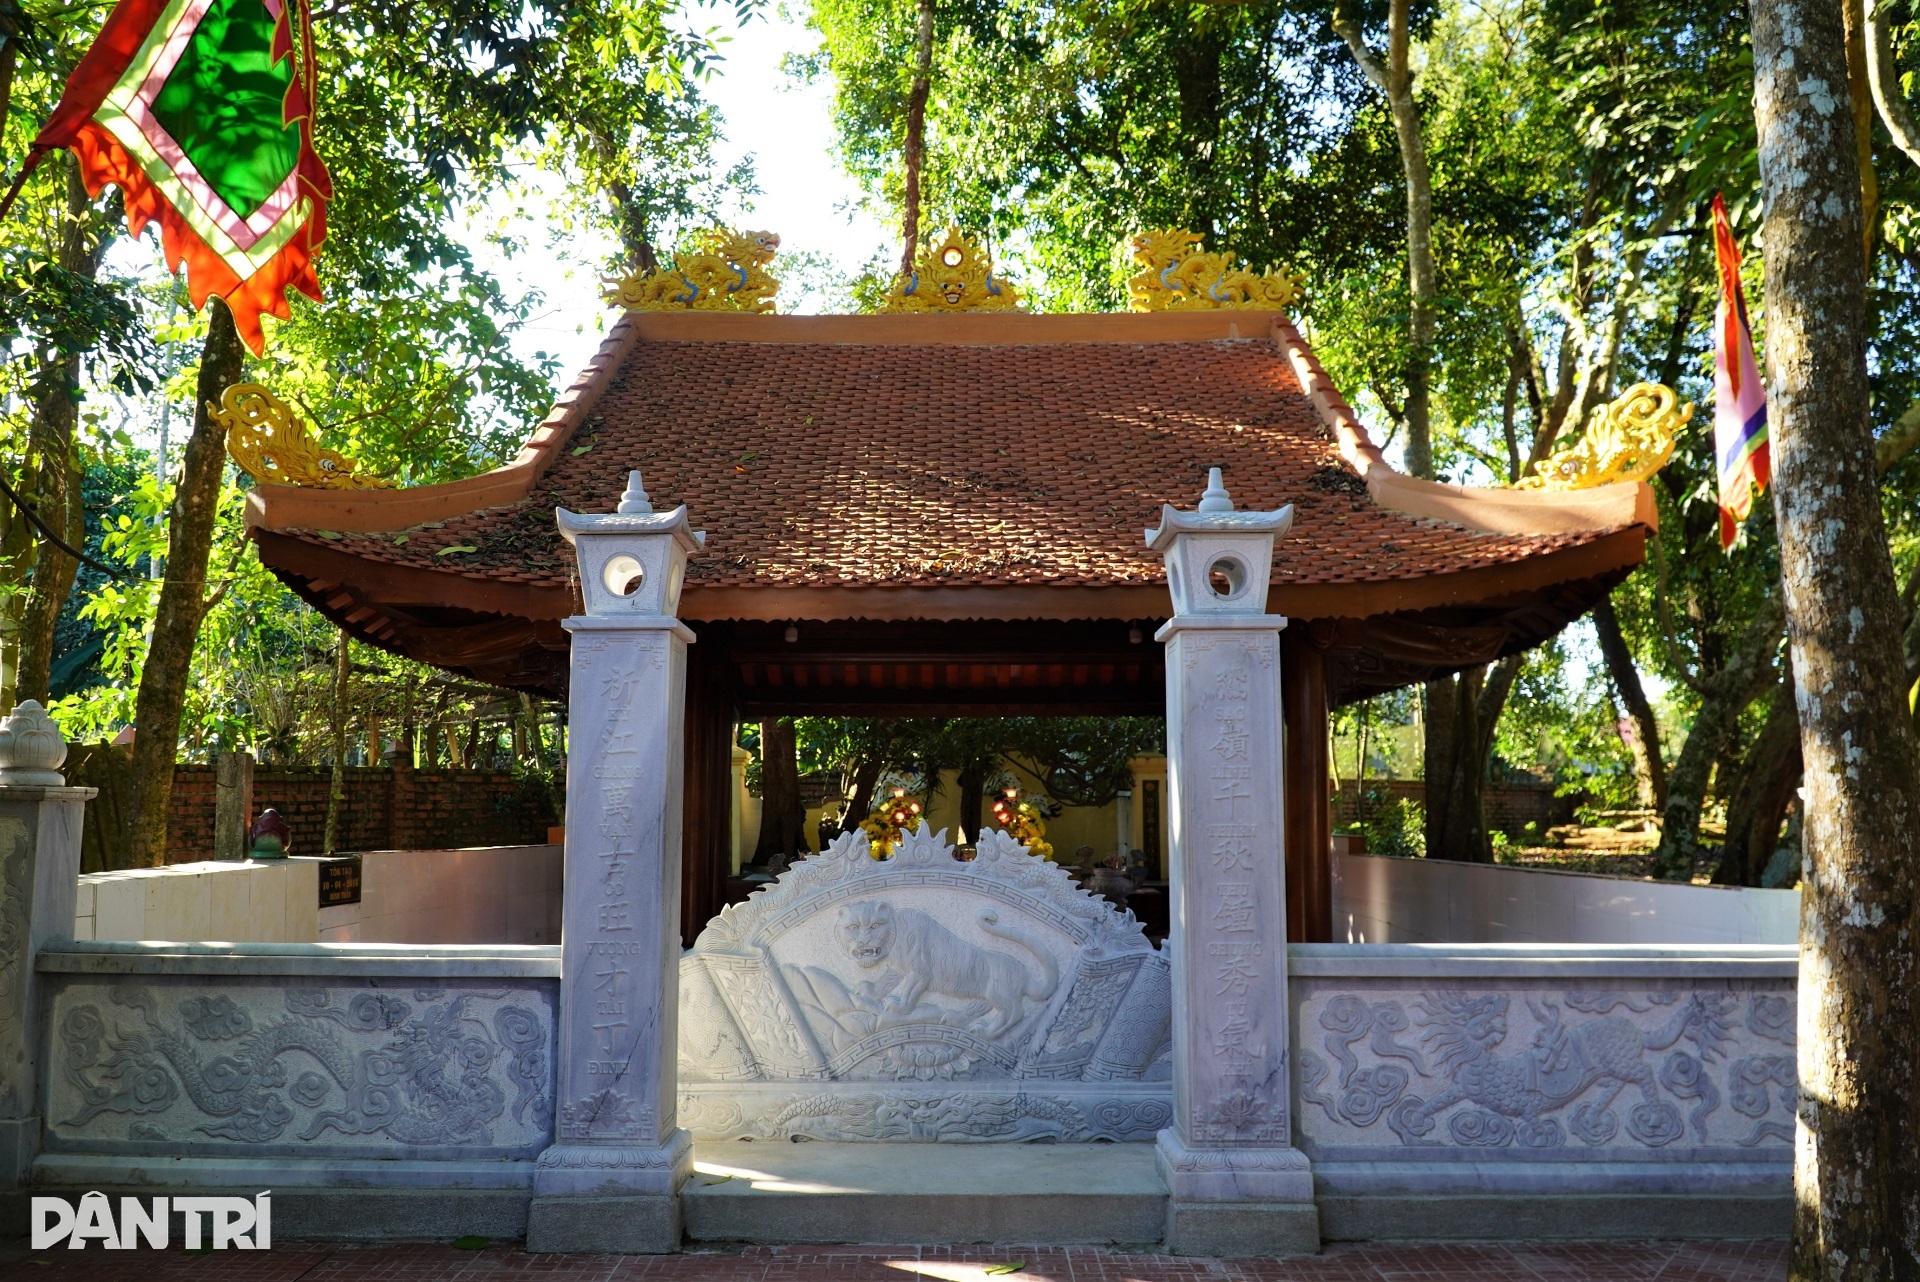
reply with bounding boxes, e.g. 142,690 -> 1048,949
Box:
787,716 -> 1163,810
1355,783 -> 1424,858
12,0 -> 743,757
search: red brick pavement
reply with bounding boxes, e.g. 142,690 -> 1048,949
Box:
0,1240 -> 1787,1282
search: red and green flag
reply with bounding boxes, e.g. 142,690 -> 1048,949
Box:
4,0 -> 331,353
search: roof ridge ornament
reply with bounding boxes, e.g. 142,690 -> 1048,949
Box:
1514,382 -> 1690,490
605,229 -> 782,313
881,226 -> 1025,313
219,382 -> 394,490
1125,228 -> 1306,313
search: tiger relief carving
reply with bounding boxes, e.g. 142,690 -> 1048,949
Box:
813,900 -> 1059,1043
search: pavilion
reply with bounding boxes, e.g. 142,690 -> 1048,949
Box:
243,307 -> 1655,944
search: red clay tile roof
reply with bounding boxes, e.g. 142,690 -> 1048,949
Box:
256,313 -> 1642,610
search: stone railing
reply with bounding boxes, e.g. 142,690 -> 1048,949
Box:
33,940 -> 559,1219
1289,942 -> 1796,1239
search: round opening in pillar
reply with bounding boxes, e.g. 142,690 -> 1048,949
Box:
603,554 -> 646,597
1206,556 -> 1247,599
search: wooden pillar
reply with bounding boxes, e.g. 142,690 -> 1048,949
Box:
1282,628 -> 1332,944
680,620 -> 734,946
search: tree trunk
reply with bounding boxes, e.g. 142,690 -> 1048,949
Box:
1592,595 -> 1667,810
1713,675 -> 1802,887
1168,24 -> 1226,241
1869,0 -> 1920,170
1652,679 -> 1753,880
1333,0 -> 1435,478
957,764 -> 985,844
752,718 -> 806,864
840,756 -> 882,833
1423,668 -> 1492,863
1750,0 -> 1920,1267
323,629 -> 350,854
1842,0 -> 1879,261
16,165 -> 97,703
1651,596 -> 1784,877
0,36 -> 15,171
899,0 -> 935,274
124,298 -> 246,867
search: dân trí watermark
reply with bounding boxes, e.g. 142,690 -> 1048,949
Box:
31,1191 -> 270,1249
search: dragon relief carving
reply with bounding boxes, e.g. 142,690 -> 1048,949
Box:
1298,988 -> 1795,1152
51,982 -> 552,1150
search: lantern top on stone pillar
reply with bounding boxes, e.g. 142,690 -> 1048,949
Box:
1145,467 -> 1294,617
0,700 -> 67,786
557,470 -> 707,618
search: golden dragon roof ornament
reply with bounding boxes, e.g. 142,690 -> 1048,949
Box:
219,383 -> 393,490
881,227 -> 1024,313
1516,382 -> 1690,490
605,228 -> 782,313
1125,228 -> 1305,312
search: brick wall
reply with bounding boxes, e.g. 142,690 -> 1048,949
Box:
1332,779 -> 1580,838
165,764 -> 558,862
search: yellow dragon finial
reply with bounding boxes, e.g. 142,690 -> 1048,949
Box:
1515,382 -> 1691,490
605,228 -> 782,314
218,383 -> 393,490
1124,228 -> 1305,312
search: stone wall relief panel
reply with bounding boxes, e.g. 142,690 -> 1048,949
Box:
43,975 -> 556,1158
1293,980 -> 1796,1160
678,829 -> 1176,1139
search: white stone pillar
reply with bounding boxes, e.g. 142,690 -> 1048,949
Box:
529,472 -> 704,1253
1148,469 -> 1318,1256
0,702 -> 94,1185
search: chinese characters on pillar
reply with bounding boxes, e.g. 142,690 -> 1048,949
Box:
555,635 -> 664,1143
1190,640 -> 1285,1145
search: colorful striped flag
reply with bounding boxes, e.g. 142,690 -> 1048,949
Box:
1711,193 -> 1769,550
2,0 -> 331,354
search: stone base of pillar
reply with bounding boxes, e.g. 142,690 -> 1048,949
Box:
528,1133 -> 690,1251
1164,1200 -> 1321,1257
526,1194 -> 683,1253
0,1116 -> 39,1186
532,1130 -> 693,1198
1155,1131 -> 1314,1201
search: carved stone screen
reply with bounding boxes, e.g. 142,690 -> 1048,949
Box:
42,975 -> 556,1159
678,829 -> 1174,1142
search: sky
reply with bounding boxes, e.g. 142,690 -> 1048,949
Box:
492,3 -> 893,380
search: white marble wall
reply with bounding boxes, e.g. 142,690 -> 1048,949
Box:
73,846 -> 561,946
1331,853 -> 1798,947
76,860 -> 318,943
318,846 -> 561,945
